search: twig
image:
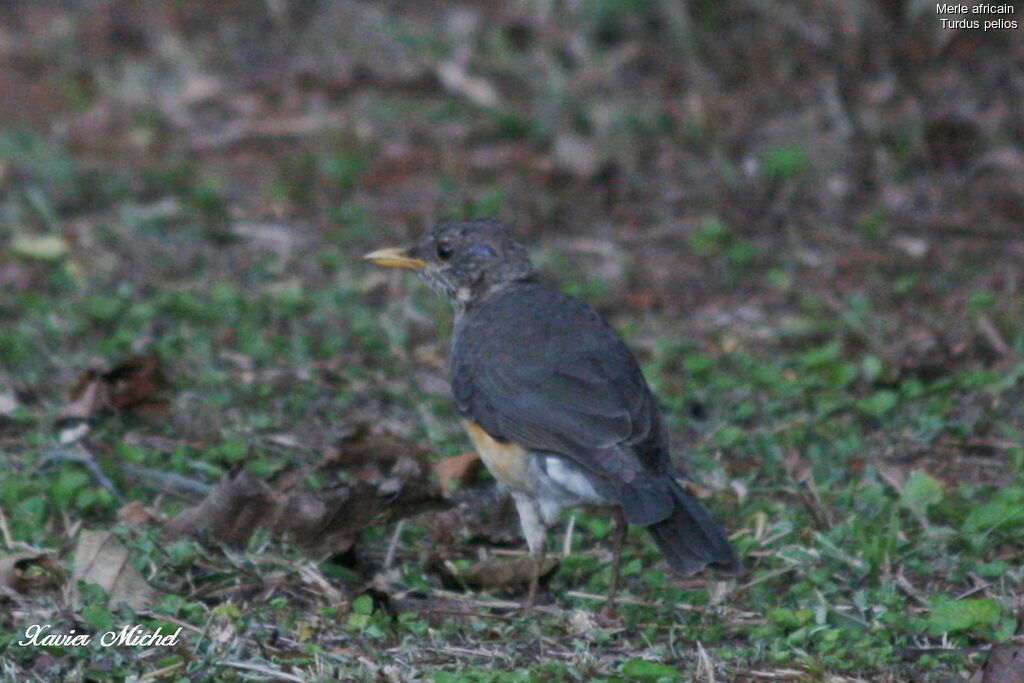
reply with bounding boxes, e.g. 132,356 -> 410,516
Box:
562,514 -> 576,559
136,610 -> 205,634
976,313 -> 1013,358
954,572 -> 990,601
567,590 -> 707,612
0,505 -> 13,548
733,566 -> 798,594
40,445 -> 124,503
384,520 -> 406,570
894,573 -> 931,608
120,464 -> 211,497
138,661 -> 185,682
218,660 -> 305,682
696,640 -> 717,683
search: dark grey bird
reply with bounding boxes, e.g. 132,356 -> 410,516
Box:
365,218 -> 740,609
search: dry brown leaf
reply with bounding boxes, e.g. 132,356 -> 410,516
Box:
164,429 -> 449,558
62,354 -> 170,421
969,643 -> 1024,683
0,550 -> 62,596
117,501 -> 157,527
425,488 -> 521,553
72,529 -> 161,610
163,469 -> 276,548
458,555 -> 559,591
62,370 -> 105,421
434,451 -> 482,491
385,592 -> 477,627
104,355 -> 169,411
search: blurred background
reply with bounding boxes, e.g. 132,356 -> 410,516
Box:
2,0 -> 1022,311
1,1 -> 1023,680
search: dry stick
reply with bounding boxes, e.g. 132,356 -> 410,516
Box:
219,660 -> 305,683
120,464 -> 211,497
604,509 -> 628,616
976,313 -> 1014,358
561,514 -> 576,558
138,662 -> 185,682
41,445 -> 124,503
429,587 -> 560,614
0,506 -> 14,548
423,608 -> 520,623
384,520 -> 406,570
894,573 -> 932,608
732,566 -> 798,595
695,640 -> 717,683
136,610 -> 205,634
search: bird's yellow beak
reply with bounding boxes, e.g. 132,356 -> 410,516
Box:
362,247 -> 427,270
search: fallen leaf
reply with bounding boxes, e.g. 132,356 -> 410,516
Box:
117,501 -> 156,527
72,529 -> 161,610
0,550 -> 62,596
434,451 -> 482,491
165,428 -> 450,559
104,354 -> 170,411
458,555 -> 559,591
568,609 -> 599,637
384,592 -> 477,627
62,370 -> 105,420
62,354 -> 170,421
425,487 -> 520,554
163,468 -> 276,549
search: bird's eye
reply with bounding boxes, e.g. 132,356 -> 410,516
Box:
436,241 -> 454,261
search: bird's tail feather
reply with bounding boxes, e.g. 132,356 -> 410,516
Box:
645,479 -> 741,575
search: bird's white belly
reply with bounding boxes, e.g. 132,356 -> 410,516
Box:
540,456 -> 603,502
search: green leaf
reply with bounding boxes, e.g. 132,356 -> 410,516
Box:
50,468 -> 90,506
760,145 -> 808,180
688,219 -> 730,256
351,593 -> 374,616
856,390 -> 898,418
994,618 -> 1018,642
927,597 -> 1000,635
900,470 -> 944,515
715,425 -> 746,447
347,614 -> 371,630
963,487 -> 1024,536
800,341 -> 842,368
768,608 -> 814,628
81,603 -> 115,632
621,659 -> 680,682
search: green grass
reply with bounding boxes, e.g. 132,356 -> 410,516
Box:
3,192 -> 1021,678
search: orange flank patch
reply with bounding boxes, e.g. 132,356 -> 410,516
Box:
462,421 -> 530,490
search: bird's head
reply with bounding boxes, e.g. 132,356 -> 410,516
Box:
364,218 -> 534,308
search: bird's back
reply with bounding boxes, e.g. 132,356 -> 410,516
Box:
452,281 -> 671,482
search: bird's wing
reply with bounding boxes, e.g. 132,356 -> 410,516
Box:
452,286 -> 666,489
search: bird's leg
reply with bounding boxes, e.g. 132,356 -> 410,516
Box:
512,493 -> 549,610
603,507 -> 628,618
